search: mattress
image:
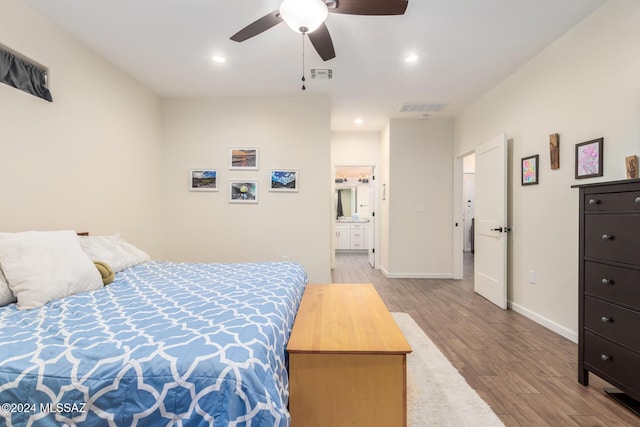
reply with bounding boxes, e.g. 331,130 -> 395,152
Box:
0,261 -> 308,426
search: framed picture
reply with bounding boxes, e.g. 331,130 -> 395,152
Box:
230,148 -> 259,170
229,180 -> 258,203
549,133 -> 560,170
626,155 -> 638,179
270,169 -> 299,192
575,138 -> 603,179
189,169 -> 218,191
521,155 -> 539,186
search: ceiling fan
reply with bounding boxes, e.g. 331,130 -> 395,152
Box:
230,0 -> 409,61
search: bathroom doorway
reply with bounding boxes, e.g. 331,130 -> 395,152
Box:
332,165 -> 376,268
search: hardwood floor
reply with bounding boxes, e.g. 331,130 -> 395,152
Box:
331,252 -> 639,427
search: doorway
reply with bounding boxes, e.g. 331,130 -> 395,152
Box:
462,153 -> 476,254
453,135 -> 508,309
332,165 -> 376,269
454,152 -> 476,279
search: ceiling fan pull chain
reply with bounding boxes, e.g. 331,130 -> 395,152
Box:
301,32 -> 306,90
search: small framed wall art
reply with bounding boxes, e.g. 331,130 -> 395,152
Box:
549,133 -> 560,170
229,180 -> 258,203
189,169 -> 218,191
270,169 -> 299,192
521,154 -> 539,186
626,155 -> 638,179
575,138 -> 603,179
230,148 -> 259,170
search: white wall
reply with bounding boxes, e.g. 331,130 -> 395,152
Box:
0,0 -> 163,256
454,0 -> 640,340
383,119 -> 455,277
331,131 -> 381,167
160,96 -> 332,283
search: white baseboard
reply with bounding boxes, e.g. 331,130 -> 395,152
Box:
509,301 -> 578,343
379,266 -> 453,279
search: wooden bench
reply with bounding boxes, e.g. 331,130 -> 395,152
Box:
287,283 -> 412,426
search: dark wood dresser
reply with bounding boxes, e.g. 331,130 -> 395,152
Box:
575,178 -> 640,414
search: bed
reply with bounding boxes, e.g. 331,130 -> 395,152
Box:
0,231 -> 308,426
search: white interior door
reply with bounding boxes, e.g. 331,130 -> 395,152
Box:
474,134 -> 508,309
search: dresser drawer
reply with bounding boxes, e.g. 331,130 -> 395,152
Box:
584,332 -> 640,399
585,261 -> 640,308
584,191 -> 640,213
585,297 -> 640,351
584,214 -> 640,265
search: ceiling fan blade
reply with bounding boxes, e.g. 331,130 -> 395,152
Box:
308,23 -> 336,61
329,0 -> 408,16
230,10 -> 283,42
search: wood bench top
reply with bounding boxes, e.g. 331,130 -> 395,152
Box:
287,283 -> 412,355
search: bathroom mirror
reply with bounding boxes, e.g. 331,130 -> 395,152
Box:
336,186 -> 357,218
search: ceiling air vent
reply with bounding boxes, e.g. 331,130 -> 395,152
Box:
399,102 -> 446,113
311,68 -> 333,79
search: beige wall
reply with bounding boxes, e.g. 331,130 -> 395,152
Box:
454,0 -> 640,340
160,96 -> 332,283
0,0 -> 163,257
331,132 -> 381,167
382,119 -> 455,277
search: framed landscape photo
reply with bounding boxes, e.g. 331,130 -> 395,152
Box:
230,148 -> 259,170
189,169 -> 218,191
229,180 -> 258,203
521,154 -> 539,186
270,169 -> 299,192
575,138 -> 603,179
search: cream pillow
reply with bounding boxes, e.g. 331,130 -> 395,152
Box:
78,234 -> 150,273
0,230 -> 103,310
0,268 -> 16,307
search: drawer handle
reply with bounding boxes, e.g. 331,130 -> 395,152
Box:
588,198 -> 601,205
601,354 -> 611,361
601,234 -> 614,240
601,278 -> 614,285
601,316 -> 612,323
636,197 -> 640,204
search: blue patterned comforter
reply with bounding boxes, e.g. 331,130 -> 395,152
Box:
0,261 -> 308,426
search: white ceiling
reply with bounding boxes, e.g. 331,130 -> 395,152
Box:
24,0 -> 605,132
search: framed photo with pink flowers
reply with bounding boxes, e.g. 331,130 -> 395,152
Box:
521,154 -> 539,186
575,138 -> 603,179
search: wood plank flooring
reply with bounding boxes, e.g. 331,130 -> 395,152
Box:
331,252 -> 639,427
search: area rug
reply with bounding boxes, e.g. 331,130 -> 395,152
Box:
392,312 -> 505,427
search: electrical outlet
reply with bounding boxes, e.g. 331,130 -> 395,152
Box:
528,270 -> 536,284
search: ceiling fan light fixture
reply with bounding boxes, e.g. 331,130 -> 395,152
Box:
279,0 -> 328,34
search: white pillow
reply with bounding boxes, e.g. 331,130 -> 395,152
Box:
78,234 -> 150,273
0,268 -> 17,307
0,230 -> 103,310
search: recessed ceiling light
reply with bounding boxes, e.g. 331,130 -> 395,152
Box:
404,54 -> 418,63
212,55 -> 226,64
355,117 -> 364,125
